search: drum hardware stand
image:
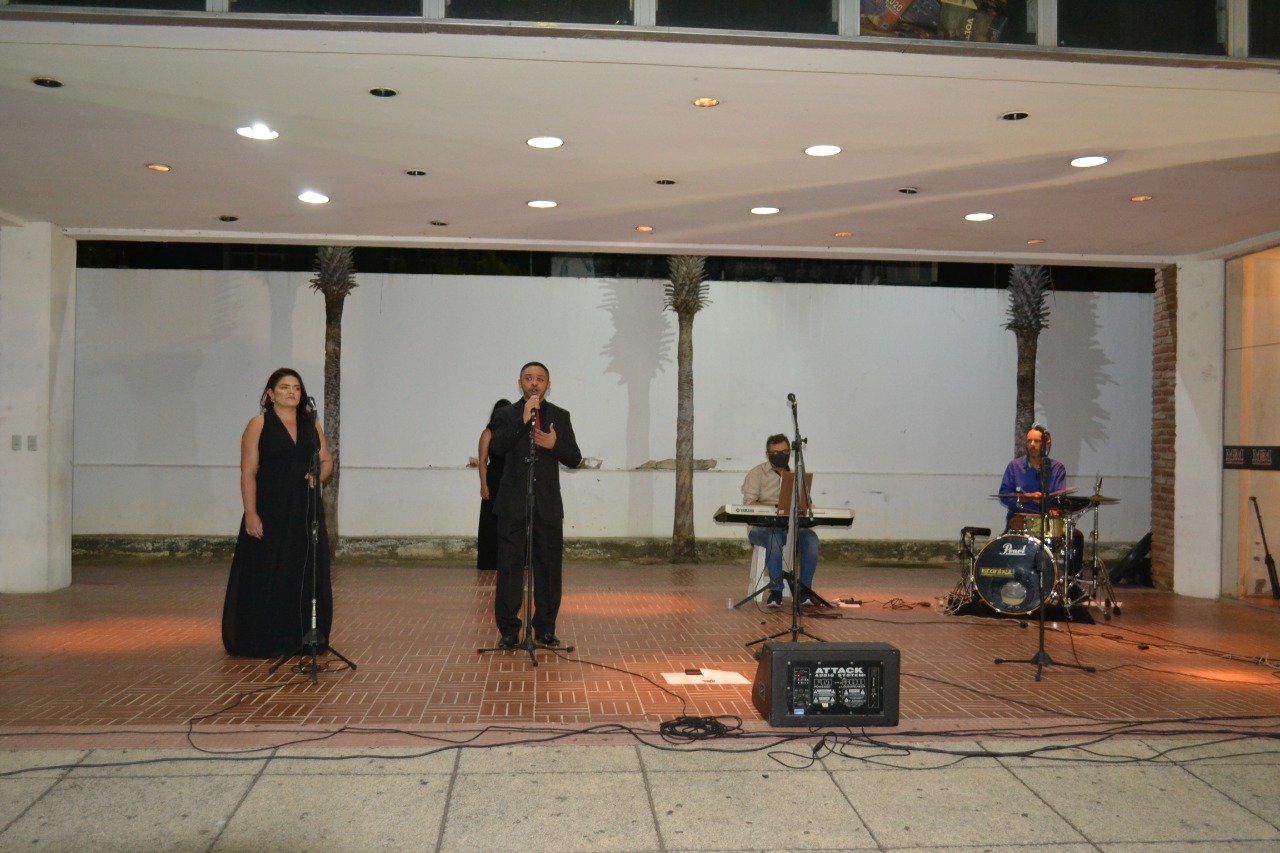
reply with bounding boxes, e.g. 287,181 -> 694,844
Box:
994,451 -> 1094,681
270,424 -> 357,685
945,526 -> 988,613
747,394 -> 834,651
478,405 -> 573,665
1084,480 -> 1121,618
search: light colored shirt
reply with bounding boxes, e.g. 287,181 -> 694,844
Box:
742,461 -> 784,505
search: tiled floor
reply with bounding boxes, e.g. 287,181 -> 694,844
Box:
2,559 -> 1278,737
3,559 -> 1280,852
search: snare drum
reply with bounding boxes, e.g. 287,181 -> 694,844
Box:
1007,512 -> 1065,541
974,533 -> 1058,615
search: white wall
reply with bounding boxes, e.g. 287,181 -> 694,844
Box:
72,268 -> 1154,543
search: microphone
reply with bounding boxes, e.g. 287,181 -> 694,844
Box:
530,395 -> 541,432
306,396 -> 317,415
787,393 -> 797,407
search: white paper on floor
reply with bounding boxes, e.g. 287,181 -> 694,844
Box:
661,669 -> 751,685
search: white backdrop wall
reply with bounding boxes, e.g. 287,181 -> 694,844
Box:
72,269 -> 1154,544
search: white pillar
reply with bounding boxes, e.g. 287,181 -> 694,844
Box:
1172,259 -> 1226,598
0,223 -> 76,592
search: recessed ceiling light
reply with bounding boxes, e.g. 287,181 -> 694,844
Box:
237,123 -> 279,140
527,136 -> 564,149
965,212 -> 995,222
655,179 -> 676,185
750,207 -> 780,215
298,190 -> 329,204
635,225 -> 654,232
405,169 -> 427,176
833,231 -> 852,238
430,220 -> 448,227
369,87 -> 398,98
1070,155 -> 1108,168
527,199 -> 557,209
146,163 -> 171,172
219,215 -> 239,222
32,77 -> 63,88
692,97 -> 720,107
1130,195 -> 1153,202
898,186 -> 919,195
804,144 -> 841,157
1001,110 -> 1029,121
1026,238 -> 1046,245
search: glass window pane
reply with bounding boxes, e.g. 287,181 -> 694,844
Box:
1250,0 -> 1280,59
230,0 -> 422,12
6,0 -> 205,9
1058,0 -> 1224,55
860,1 -> 1034,45
447,0 -> 633,25
657,0 -> 837,36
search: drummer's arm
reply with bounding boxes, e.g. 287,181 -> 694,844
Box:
998,465 -> 1021,513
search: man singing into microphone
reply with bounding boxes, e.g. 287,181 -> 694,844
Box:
488,361 -> 582,649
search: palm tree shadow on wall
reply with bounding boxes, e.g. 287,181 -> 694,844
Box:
1037,292 -> 1114,476
600,281 -> 674,538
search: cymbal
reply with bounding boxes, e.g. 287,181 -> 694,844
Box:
1056,494 -> 1121,513
990,487 -> 1077,500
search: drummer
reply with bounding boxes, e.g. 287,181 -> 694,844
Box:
998,424 -> 1084,578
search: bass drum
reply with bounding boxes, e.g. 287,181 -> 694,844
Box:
974,533 -> 1058,615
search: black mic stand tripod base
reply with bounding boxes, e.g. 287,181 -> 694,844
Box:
269,446 -> 356,685
746,397 -> 831,653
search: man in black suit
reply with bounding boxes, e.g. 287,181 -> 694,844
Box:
489,361 -> 582,648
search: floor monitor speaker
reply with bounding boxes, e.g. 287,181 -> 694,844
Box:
752,641 -> 900,727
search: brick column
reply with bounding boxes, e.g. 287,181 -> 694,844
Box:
1150,265 -> 1176,591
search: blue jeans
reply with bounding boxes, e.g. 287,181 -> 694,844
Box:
748,525 -> 818,593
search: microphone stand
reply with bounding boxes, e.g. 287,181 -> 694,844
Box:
748,394 -> 828,649
994,450 -> 1092,681
270,415 -> 356,685
478,405 -> 572,665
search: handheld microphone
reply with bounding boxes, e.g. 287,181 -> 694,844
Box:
787,393 -> 797,404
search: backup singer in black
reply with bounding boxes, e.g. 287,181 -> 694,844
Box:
221,368 -> 333,658
489,361 -> 582,648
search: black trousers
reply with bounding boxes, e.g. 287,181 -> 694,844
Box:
494,510 -> 563,638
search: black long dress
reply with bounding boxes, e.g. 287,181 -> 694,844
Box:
221,408 -> 333,658
475,424 -> 505,570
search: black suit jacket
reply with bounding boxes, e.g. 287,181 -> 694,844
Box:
490,398 -> 582,522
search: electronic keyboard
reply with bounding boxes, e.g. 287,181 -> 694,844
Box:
713,504 -> 854,527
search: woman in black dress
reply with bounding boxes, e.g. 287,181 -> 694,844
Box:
221,368 -> 333,658
475,398 -> 510,570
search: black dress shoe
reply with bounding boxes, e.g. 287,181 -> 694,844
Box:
497,635 -> 519,650
538,634 -> 560,647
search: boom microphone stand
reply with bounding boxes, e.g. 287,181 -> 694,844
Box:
994,446 -> 1092,681
271,411 -> 357,684
748,393 -> 827,649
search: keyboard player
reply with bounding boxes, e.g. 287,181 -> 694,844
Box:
741,433 -> 820,607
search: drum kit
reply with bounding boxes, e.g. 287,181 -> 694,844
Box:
950,483 -> 1122,621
